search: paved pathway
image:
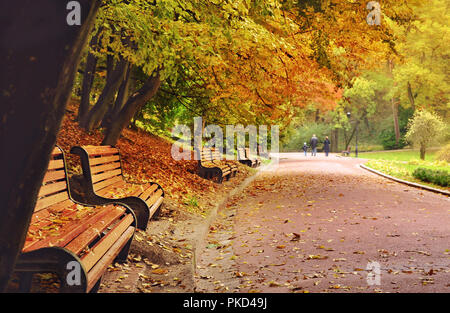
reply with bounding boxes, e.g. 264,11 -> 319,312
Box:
195,153 -> 450,293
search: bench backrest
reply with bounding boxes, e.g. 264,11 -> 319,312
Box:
35,146 -> 71,213
200,148 -> 213,162
81,146 -> 123,193
211,148 -> 225,161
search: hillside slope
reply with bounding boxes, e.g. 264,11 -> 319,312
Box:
56,99 -> 250,214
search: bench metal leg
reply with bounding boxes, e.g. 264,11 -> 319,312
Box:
114,236 -> 133,263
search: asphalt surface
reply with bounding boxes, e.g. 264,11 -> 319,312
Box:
195,153 -> 450,293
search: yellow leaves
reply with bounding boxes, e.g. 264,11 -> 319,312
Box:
151,268 -> 168,275
317,245 -> 334,251
307,254 -> 328,260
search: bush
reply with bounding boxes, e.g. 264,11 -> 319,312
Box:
379,128 -> 407,150
412,167 -> 449,187
436,143 -> 450,162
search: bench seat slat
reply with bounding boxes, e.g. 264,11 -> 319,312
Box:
42,170 -> 66,184
65,205 -> 126,255
24,205 -> 80,251
34,191 -> 69,212
96,181 -> 127,197
93,175 -> 123,193
24,206 -> 107,252
92,168 -> 122,184
81,214 -> 135,272
47,159 -> 64,170
149,197 -> 164,218
86,226 -> 135,292
89,155 -> 120,166
145,188 -> 163,207
38,181 -> 67,198
83,145 -> 119,156
90,162 -> 122,175
139,184 -> 158,201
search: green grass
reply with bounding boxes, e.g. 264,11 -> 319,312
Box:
359,148 -> 439,162
362,149 -> 449,191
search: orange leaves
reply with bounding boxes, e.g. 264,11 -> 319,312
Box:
57,101 -> 220,208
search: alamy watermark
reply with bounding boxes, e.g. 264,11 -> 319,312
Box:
366,261 -> 381,286
66,1 -> 81,26
170,117 -> 279,164
66,260 -> 82,286
366,1 -> 381,26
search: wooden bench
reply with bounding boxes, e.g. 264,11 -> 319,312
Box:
245,148 -> 261,167
70,145 -> 164,230
341,146 -> 351,156
12,146 -> 137,293
237,148 -> 257,168
211,148 -> 238,177
196,148 -> 232,183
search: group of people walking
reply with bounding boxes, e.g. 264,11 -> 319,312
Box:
302,134 -> 331,157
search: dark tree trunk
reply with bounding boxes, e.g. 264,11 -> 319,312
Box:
102,72 -> 161,146
392,98 -> 400,145
101,63 -> 132,129
80,57 -> 128,131
77,31 -> 100,121
420,145 -> 426,160
389,60 -> 400,145
407,81 -> 415,111
0,0 -> 100,291
331,129 -> 338,152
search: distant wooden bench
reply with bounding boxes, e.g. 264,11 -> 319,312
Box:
12,146 -> 136,293
70,145 -> 164,230
341,146 -> 351,156
196,148 -> 232,183
211,148 -> 238,177
245,148 -> 261,167
237,148 -> 257,168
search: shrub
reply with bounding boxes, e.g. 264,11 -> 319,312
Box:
412,167 -> 449,187
436,143 -> 450,162
379,128 -> 407,150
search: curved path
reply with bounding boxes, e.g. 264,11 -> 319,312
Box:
195,153 -> 450,293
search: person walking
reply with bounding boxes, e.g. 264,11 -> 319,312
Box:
302,142 -> 308,156
310,134 -> 318,156
323,136 -> 331,157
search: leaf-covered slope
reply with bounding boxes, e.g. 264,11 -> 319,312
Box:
57,99 -> 220,205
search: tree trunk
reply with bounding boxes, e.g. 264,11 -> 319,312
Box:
77,31 -> 100,121
331,128 -> 338,152
420,144 -> 426,160
0,0 -> 100,291
101,63 -> 132,129
80,58 -> 128,131
389,59 -> 400,145
392,98 -> 400,145
102,72 -> 161,146
407,81 -> 415,111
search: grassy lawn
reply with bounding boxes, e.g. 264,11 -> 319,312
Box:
359,148 -> 439,162
359,148 -> 449,192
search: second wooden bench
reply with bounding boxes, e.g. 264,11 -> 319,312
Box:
71,145 -> 164,230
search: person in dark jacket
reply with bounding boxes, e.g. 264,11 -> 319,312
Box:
310,134 -> 318,156
302,142 -> 308,156
323,136 -> 331,157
